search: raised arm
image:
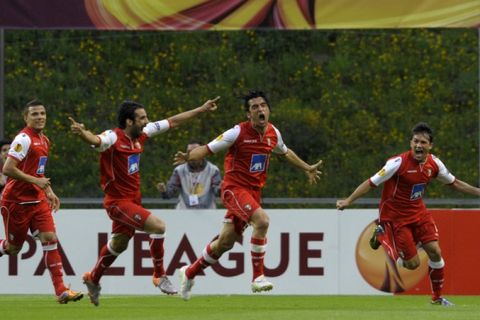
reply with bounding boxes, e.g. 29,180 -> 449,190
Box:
69,117 -> 101,147
449,179 -> 480,197
168,97 -> 220,128
282,148 -> 323,185
173,145 -> 210,165
336,179 -> 372,210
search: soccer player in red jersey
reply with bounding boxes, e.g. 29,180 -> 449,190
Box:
336,122 -> 480,306
174,90 -> 323,300
0,100 -> 83,304
69,97 -> 219,306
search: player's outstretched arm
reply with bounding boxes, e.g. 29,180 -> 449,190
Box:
449,179 -> 480,197
336,179 -> 372,210
282,149 -> 323,185
68,116 -> 101,147
168,96 -> 220,128
173,145 -> 210,166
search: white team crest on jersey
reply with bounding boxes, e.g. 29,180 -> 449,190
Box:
267,138 -> 271,146
427,169 -> 432,177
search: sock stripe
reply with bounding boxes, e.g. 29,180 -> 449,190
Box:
251,237 -> 267,246
149,233 -> 165,239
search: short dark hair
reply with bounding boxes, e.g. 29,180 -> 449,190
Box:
241,90 -> 271,112
23,99 -> 44,116
412,122 -> 434,143
117,100 -> 145,129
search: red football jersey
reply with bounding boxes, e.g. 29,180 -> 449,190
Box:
208,121 -> 288,189
2,126 -> 49,203
98,128 -> 148,200
369,150 -> 455,224
95,119 -> 170,200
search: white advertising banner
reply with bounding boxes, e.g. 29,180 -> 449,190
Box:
0,209 -> 385,295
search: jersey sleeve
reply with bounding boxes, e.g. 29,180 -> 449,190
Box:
96,130 -> 118,152
8,133 -> 31,162
369,156 -> 402,186
272,126 -> 288,155
207,125 -> 240,154
433,157 -> 456,184
143,119 -> 170,138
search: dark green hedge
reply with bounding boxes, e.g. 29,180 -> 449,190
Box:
4,29 -> 478,200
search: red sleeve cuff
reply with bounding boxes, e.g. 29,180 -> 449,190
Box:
368,179 -> 378,188
7,154 -> 21,162
206,145 -> 214,154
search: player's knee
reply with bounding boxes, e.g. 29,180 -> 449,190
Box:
110,237 -> 129,253
7,244 -> 22,255
427,249 -> 442,262
403,259 -> 420,270
145,216 -> 165,234
254,216 -> 269,232
39,232 -> 57,243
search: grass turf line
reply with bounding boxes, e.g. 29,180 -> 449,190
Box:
0,295 -> 479,320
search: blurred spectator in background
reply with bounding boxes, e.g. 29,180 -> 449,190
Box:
0,139 -> 11,193
157,140 -> 222,209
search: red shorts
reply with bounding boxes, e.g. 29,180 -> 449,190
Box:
221,185 -> 261,235
0,200 -> 55,247
104,197 -> 152,238
384,214 -> 439,260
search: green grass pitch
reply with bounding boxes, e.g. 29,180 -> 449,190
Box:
1,295 -> 479,320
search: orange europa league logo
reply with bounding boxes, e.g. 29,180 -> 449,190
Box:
355,221 -> 428,293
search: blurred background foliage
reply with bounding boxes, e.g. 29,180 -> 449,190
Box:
3,29 -> 478,202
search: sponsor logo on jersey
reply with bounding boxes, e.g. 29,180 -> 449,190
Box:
33,142 -> 41,146
120,144 -> 130,149
267,138 -> 271,146
14,143 -> 22,152
410,183 -> 426,200
36,156 -> 48,174
128,154 -> 140,174
250,154 -> 267,173
244,139 -> 257,143
427,169 -> 432,177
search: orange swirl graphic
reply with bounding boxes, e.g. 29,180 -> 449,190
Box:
355,221 -> 428,293
84,0 -> 480,29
